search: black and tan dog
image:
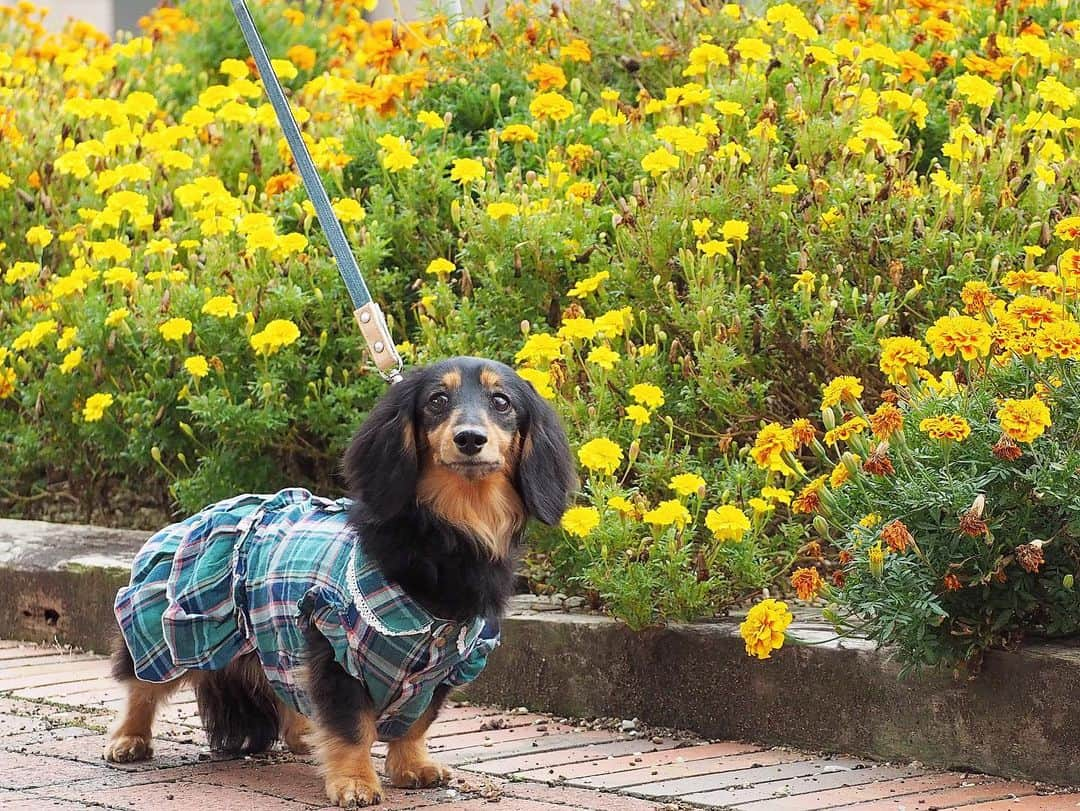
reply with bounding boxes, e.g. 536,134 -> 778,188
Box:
104,357 -> 574,807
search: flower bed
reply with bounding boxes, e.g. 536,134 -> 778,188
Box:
1,0 -> 1078,670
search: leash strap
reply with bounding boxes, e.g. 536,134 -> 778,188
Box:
231,0 -> 404,384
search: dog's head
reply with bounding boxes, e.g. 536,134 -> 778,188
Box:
343,357 -> 575,556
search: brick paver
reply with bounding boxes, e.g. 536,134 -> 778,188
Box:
0,641 -> 1076,810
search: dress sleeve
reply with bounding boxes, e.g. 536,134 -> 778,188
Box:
443,619 -> 500,688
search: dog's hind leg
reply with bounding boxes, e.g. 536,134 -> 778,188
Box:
385,685 -> 452,789
104,640 -> 188,763
279,704 -> 313,755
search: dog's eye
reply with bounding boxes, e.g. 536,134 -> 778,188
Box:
491,393 -> 511,413
428,393 -> 449,410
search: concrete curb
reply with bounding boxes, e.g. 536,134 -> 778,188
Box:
2,517 -> 1078,785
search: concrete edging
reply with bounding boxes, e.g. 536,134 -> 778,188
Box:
1,516 -> 1078,785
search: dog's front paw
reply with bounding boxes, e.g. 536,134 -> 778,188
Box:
103,734 -> 153,763
388,758 -> 451,789
325,775 -> 383,808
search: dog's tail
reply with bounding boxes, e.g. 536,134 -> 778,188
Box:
194,654 -> 280,755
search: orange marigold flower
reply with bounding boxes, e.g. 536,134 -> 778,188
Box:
838,549 -> 853,565
881,519 -> 914,553
992,433 -> 1023,461
863,446 -> 895,476
925,315 -> 992,361
878,337 -> 929,384
790,418 -> 816,448
919,414 -> 971,442
792,475 -> 827,515
960,280 -> 998,315
943,573 -> 963,591
869,402 -> 904,440
832,570 -> 846,587
750,422 -> 796,473
1001,269 -> 1043,292
265,172 -> 300,196
823,416 -> 868,446
959,510 -> 989,538
791,567 -> 824,601
1015,541 -> 1045,574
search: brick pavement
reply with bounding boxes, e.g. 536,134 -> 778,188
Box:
0,641 -> 1076,810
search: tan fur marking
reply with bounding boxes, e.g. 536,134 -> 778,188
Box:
480,367 -> 501,389
416,464 -> 525,559
441,369 -> 461,390
311,711 -> 382,807
385,703 -> 450,788
279,706 -> 313,755
104,674 -> 193,762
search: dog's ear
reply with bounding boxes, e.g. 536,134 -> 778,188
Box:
514,377 -> 576,525
343,373 -> 422,520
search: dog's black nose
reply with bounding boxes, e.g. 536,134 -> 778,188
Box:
453,429 -> 487,456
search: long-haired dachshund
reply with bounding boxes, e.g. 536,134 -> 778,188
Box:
103,357 -> 574,807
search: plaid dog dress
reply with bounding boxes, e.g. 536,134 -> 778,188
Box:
114,488 -> 498,740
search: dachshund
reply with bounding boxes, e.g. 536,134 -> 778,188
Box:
103,356 -> 574,807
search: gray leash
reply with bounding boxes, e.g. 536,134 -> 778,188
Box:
231,0 -> 404,384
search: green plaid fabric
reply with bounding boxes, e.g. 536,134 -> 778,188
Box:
114,488 -> 497,740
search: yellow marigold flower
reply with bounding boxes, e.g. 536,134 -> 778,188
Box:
567,270 -> 609,299
791,567 -> 824,601
641,147 -> 679,177
83,392 -> 114,422
860,513 -> 882,529
761,486 -> 794,505
960,281 -> 998,314
878,337 -> 929,384
595,308 -> 631,338
925,315 -> 992,361
739,598 -> 792,660
587,345 -> 620,370
720,219 -> 749,242
0,367 -> 15,400
515,333 -> 563,365
830,456 -> 857,488
558,317 -> 597,342
919,414 -> 971,442
4,261 -> 38,284
629,383 -> 665,409
486,201 -> 519,220
59,347 -> 83,374
158,317 -> 192,343
500,123 -> 539,143
772,182 -> 798,196
868,543 -> 886,578
1035,320 -> 1080,360
1053,216 -> 1080,241
749,497 -> 774,515
332,198 -> 365,223
184,355 -> 210,379
26,225 -> 53,249
751,423 -> 795,473
565,180 -> 596,204
669,473 -> 706,497
219,58 -> 248,80
692,218 -> 713,238
561,506 -> 600,537
930,170 -> 963,198
790,418 -> 816,448
736,37 -> 772,62
997,397 -> 1051,444
56,327 -> 78,352
250,319 -> 301,356
12,319 -> 58,351
105,308 -> 130,328
425,258 -> 456,278
578,437 -> 623,475
202,295 -> 238,318
102,266 -> 137,289
416,110 -> 445,130
449,158 -> 485,185
698,239 -> 730,257
625,405 -> 651,426
824,416 -> 869,446
529,91 -> 574,122
561,38 -> 591,63
821,376 -> 863,409
516,367 -> 555,399
526,63 -> 567,91
643,499 -> 691,528
608,495 -> 634,515
954,73 -> 998,108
